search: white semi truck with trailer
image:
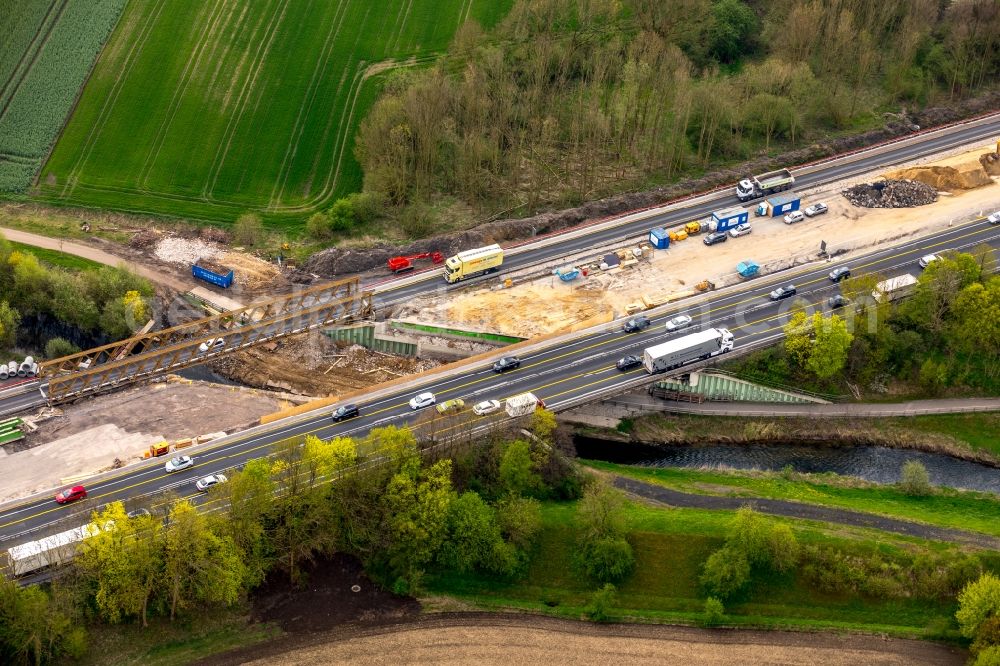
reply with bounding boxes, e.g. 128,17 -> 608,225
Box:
736,168 -> 795,202
872,274 -> 919,304
444,244 -> 504,283
642,328 -> 735,374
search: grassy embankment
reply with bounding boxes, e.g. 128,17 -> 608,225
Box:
9,241 -> 102,271
427,499 -> 971,638
614,412 -> 1000,463
80,605 -> 279,666
33,0 -> 512,228
583,460 -> 1000,538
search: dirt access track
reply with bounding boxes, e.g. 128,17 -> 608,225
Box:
222,614 -> 964,666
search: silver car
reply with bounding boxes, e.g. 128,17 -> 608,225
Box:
665,314 -> 693,332
473,399 -> 501,416
918,254 -> 939,269
804,202 -> 828,217
164,455 -> 193,473
195,474 -> 228,492
728,223 -> 752,238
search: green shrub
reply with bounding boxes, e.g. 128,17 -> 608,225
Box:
580,536 -> 635,584
586,583 -> 616,622
233,213 -> 265,246
700,547 -> 750,598
44,337 -> 80,359
702,596 -> 725,626
900,460 -> 933,496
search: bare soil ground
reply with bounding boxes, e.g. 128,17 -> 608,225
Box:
0,380 -> 281,502
209,331 -> 440,398
403,142 -> 1000,338
206,614 -> 964,666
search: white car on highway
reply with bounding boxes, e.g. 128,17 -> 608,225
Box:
665,314 -> 693,332
409,392 -> 436,410
164,455 -> 193,473
918,253 -> 939,269
988,211 -> 1000,224
199,338 -> 225,353
195,473 -> 227,492
473,399 -> 501,416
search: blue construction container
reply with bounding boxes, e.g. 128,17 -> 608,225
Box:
192,262 -> 234,289
765,193 -> 800,217
648,227 -> 670,249
711,207 -> 749,232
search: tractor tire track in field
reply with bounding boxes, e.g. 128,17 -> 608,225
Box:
203,0 -> 290,201
0,0 -> 68,118
61,0 -> 168,196
268,0 -> 350,209
136,0 -> 236,191
392,0 -> 417,54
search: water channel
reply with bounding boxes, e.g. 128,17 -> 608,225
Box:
575,436 -> 1000,494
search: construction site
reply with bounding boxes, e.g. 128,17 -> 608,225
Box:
395,140 -> 1000,339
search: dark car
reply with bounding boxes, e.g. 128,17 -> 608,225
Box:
827,294 -> 850,309
616,355 -> 642,371
769,284 -> 797,301
828,266 -> 851,282
703,232 -> 728,246
331,404 -> 359,422
55,485 -> 87,505
622,316 -> 651,333
492,356 -> 521,373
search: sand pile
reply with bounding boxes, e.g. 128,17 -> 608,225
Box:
885,164 -> 991,191
842,179 -> 938,208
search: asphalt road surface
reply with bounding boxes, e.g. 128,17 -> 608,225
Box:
2,217 -> 997,558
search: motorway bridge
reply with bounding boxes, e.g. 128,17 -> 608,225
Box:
0,112 -> 998,417
1,215 -> 997,554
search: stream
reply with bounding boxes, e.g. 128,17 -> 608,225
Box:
575,436 -> 1000,494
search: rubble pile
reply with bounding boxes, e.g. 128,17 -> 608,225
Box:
842,179 -> 938,208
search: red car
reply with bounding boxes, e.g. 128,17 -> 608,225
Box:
55,485 -> 87,504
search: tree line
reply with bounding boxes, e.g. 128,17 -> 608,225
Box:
352,0 -> 1000,236
0,413 -> 579,664
0,233 -> 154,356
739,246 -> 999,396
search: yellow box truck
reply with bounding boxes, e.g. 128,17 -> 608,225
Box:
444,244 -> 504,283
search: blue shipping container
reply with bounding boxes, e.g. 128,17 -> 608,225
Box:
192,264 -> 234,289
765,194 -> 800,217
648,227 -> 670,249
711,207 -> 749,232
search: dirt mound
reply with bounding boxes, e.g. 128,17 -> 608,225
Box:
219,251 -> 281,290
886,164 -> 992,191
249,553 -> 419,634
842,179 -> 939,208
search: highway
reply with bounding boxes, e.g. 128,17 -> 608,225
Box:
2,216 -> 997,556
1,113 -> 998,416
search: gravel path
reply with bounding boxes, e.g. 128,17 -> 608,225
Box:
214,613 -> 964,666
0,226 -> 192,291
613,475 -> 1000,549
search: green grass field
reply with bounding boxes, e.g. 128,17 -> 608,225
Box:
0,0 -> 127,192
428,500 -> 965,636
35,0 -> 512,227
585,460 -> 1000,538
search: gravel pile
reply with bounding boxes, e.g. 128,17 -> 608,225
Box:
154,236 -> 220,265
842,179 -> 938,208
